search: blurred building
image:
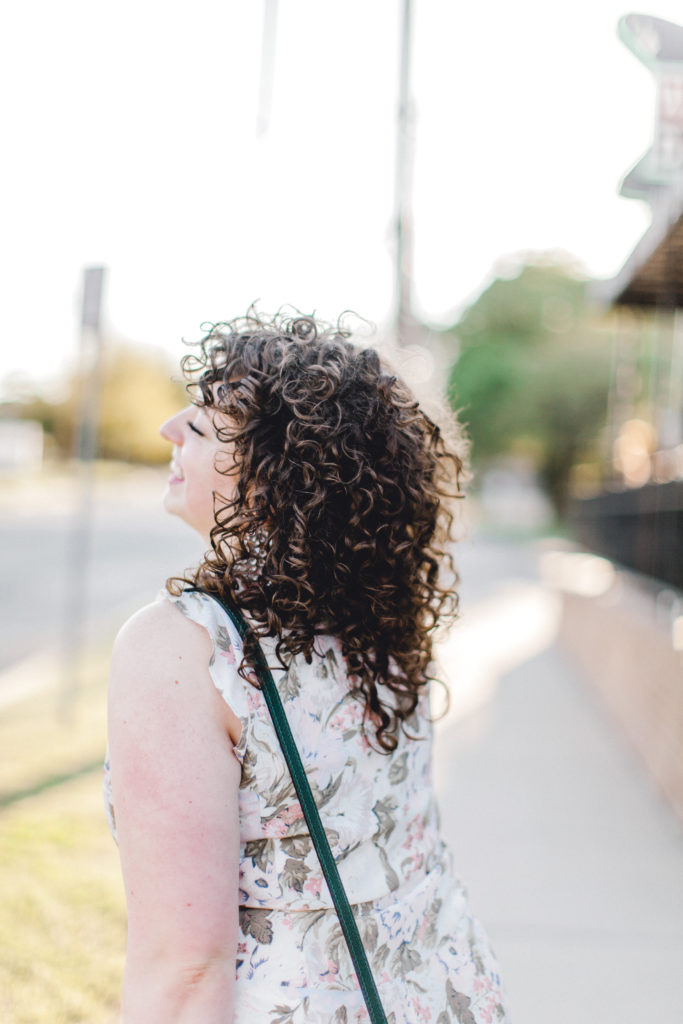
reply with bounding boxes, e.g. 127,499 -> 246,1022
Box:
571,13 -> 683,592
0,419 -> 44,475
561,14 -> 683,824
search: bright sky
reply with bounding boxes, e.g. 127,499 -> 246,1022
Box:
1,1 -> 680,390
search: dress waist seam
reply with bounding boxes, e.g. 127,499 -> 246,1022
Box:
240,855 -> 453,914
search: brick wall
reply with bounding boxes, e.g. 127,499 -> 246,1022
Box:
556,576 -> 683,824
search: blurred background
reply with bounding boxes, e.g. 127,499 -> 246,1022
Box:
1,2 -> 682,1022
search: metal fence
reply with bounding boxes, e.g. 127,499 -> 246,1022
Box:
567,480 -> 683,590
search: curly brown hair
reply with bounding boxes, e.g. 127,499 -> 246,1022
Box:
168,307 -> 470,751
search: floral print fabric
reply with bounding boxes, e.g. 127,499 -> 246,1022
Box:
103,589 -> 510,1023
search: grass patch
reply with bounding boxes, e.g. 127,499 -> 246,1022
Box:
1,638 -> 126,1021
0,773 -> 125,1024
0,644 -> 111,805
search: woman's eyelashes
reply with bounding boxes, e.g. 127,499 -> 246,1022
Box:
188,420 -> 205,436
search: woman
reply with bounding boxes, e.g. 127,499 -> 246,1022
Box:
104,309 -> 510,1023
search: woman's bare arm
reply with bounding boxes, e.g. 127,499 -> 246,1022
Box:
108,599 -> 241,1024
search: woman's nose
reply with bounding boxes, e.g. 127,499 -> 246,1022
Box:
159,409 -> 185,444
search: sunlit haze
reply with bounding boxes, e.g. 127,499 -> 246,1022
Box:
2,0 -> 679,389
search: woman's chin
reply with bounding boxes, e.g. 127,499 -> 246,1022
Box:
162,489 -> 183,518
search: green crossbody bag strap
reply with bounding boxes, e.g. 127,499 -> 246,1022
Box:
190,589 -> 388,1024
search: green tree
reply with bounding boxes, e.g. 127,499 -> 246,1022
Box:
5,341 -> 187,464
447,256 -> 612,517
94,342 -> 186,463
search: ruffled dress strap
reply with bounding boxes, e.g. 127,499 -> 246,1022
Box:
165,588 -> 251,765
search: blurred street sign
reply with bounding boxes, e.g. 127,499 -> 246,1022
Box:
618,14 -> 683,198
81,266 -> 105,330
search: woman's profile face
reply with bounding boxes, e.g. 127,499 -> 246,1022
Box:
159,404 -> 239,542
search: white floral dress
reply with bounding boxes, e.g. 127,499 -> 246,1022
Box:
103,589 -> 510,1024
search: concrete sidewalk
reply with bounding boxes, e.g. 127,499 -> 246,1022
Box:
433,532 -> 683,1024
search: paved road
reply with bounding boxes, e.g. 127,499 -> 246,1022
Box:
0,470 -> 539,675
0,469 -> 203,673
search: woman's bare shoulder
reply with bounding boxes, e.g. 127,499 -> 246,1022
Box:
109,594 -> 212,692
109,592 -> 242,751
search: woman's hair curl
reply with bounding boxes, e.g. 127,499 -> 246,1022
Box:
168,306 -> 470,751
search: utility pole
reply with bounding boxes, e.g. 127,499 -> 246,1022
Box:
257,0 -> 279,137
394,0 -> 415,345
61,266 -> 106,718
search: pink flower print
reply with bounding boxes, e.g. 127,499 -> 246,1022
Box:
344,703 -> 363,728
328,712 -> 342,731
219,647 -> 236,665
281,802 -> 303,824
261,802 -> 303,838
304,876 -> 323,899
473,977 -> 485,994
246,689 -> 261,713
411,996 -> 431,1022
402,811 -> 425,850
262,817 -> 288,838
329,705 -> 358,733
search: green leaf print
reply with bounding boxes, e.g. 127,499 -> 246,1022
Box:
280,665 -> 302,700
318,771 -> 344,807
281,835 -> 312,858
240,746 -> 258,787
373,942 -> 390,970
421,897 -> 442,949
280,856 -> 310,893
372,796 -> 398,841
270,1003 -> 297,1023
214,624 -> 233,652
388,751 -> 409,784
357,915 -> 379,953
243,838 -> 276,872
239,907 -> 274,945
378,844 -> 400,892
325,922 -> 353,973
390,943 -> 422,975
467,920 -> 486,975
266,772 -> 297,809
446,981 -> 476,1024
